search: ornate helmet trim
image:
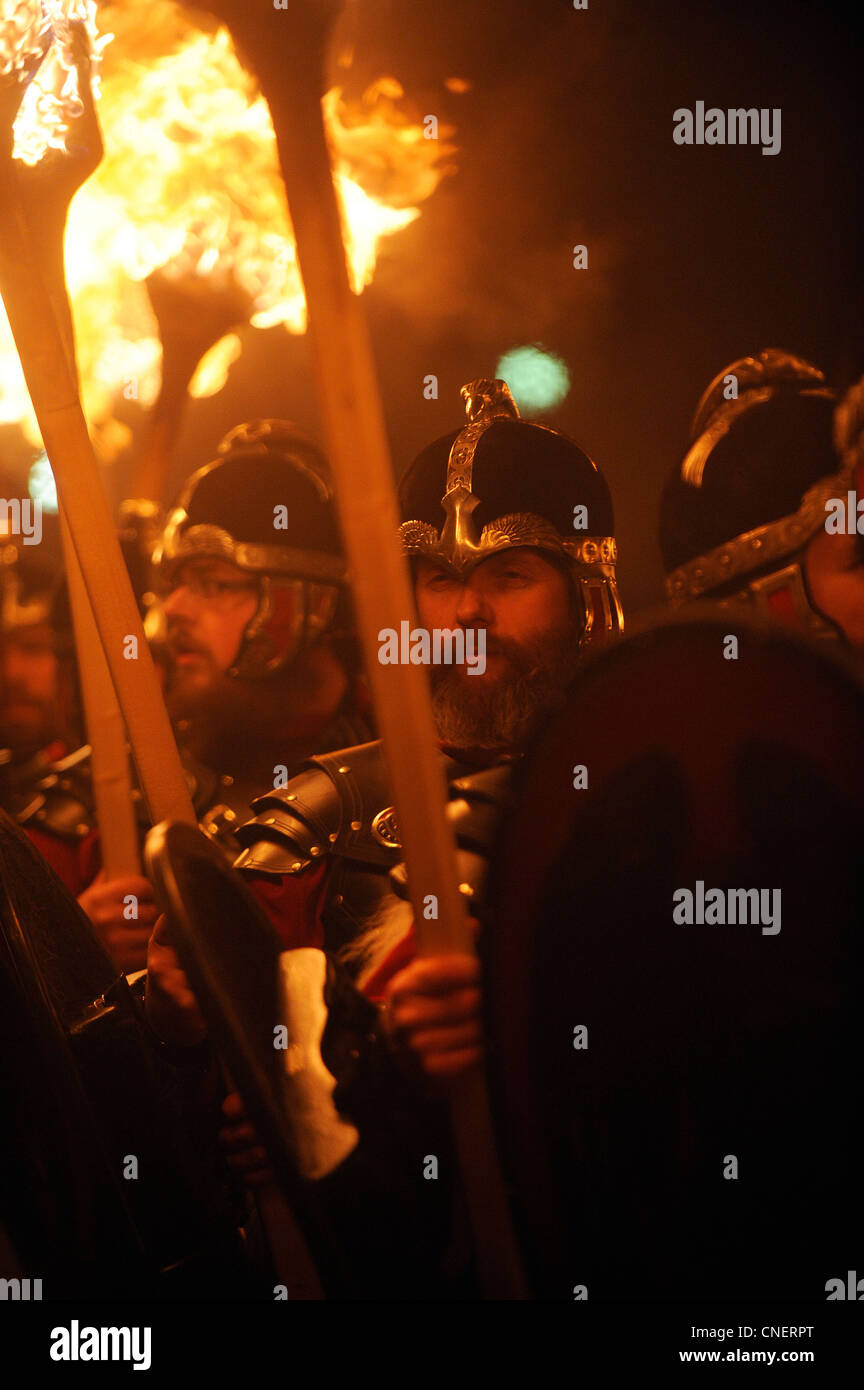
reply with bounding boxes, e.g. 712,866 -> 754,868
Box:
156,516 -> 345,585
150,419 -> 346,680
398,378 -> 617,580
682,349 -> 835,486
665,459 -> 853,604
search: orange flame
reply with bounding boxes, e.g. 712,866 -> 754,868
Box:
1,0 -> 107,164
0,0 -> 455,450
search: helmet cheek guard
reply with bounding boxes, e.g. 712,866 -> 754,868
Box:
152,420 -> 347,682
230,577 -> 340,680
570,546 -> 624,650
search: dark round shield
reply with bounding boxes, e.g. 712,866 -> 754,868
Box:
0,809 -> 244,1297
144,819 -> 349,1295
483,614 -> 864,1299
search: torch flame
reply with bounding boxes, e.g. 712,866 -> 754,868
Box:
0,0 -> 455,451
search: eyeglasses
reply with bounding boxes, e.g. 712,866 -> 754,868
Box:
157,570 -> 260,604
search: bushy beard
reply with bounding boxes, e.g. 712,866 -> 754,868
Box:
429,616 -> 584,753
165,668 -> 282,767
165,657 -> 331,774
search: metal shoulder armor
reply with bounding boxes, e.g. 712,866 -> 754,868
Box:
234,740 -> 401,878
390,760 -> 515,907
16,745 -> 99,841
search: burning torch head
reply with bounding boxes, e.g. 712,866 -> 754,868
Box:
660,348 -> 850,641
152,419 -> 347,681
398,379 -> 623,652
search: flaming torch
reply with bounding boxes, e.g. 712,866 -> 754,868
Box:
0,1 -> 197,848
190,0 -> 527,1297
1,0 -> 454,502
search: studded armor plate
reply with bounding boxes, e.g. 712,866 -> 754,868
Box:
234,741 -> 516,973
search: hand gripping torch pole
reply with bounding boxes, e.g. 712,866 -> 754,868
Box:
198,0 -> 528,1298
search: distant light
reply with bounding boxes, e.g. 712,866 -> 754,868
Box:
28,453 -> 58,513
445,77 -> 472,94
495,346 -> 571,414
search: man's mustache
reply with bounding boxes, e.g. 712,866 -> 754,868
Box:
438,633 -> 532,668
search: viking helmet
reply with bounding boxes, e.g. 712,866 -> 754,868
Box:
660,349 -> 848,637
398,379 -> 622,644
153,420 -> 346,679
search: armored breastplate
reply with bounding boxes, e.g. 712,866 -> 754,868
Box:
234,740 -> 516,973
234,742 -> 404,963
13,742 -> 248,867
187,710 -> 375,865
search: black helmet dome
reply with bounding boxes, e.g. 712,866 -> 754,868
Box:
659,350 -> 853,642
156,419 -> 344,586
398,379 -> 622,643
153,420 -> 345,678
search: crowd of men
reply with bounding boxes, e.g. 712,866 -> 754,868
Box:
1,348 -> 862,1299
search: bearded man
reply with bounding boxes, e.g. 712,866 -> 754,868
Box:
20,420 -> 369,973
153,418 -> 370,834
146,383 -> 623,1297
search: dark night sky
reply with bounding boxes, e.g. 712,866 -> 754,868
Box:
12,0 -> 864,612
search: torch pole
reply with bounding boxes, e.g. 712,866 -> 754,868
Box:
216,0 -> 527,1296
0,167 -> 196,831
15,139 -> 143,878
0,55 -> 330,1294
58,508 -> 141,877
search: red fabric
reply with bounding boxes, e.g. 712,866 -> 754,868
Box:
245,862 -> 330,952
246,861 -> 418,1002
766,585 -> 799,626
25,825 -> 101,899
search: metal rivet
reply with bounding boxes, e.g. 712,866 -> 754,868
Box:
221,774 -> 234,786
309,845 -> 322,856
328,832 -> 338,842
350,819 -> 361,831
459,882 -> 473,896
291,861 -> 302,871
76,822 -> 89,835
333,894 -> 344,906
